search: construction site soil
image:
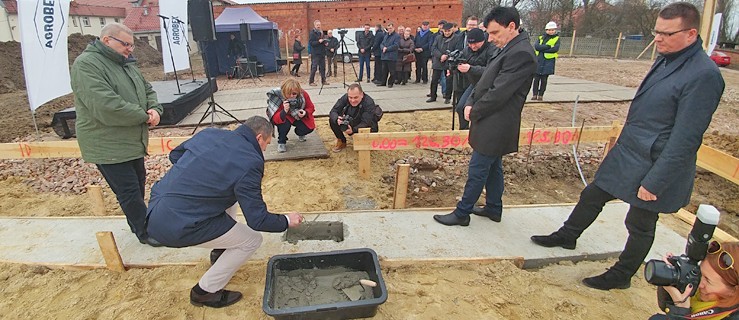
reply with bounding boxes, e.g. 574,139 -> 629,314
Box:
0,52 -> 737,318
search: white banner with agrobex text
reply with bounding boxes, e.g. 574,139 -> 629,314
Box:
159,0 -> 190,73
17,0 -> 72,111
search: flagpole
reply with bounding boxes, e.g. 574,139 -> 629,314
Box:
30,110 -> 40,137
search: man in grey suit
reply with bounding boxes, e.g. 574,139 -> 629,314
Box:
531,2 -> 725,291
433,7 -> 535,226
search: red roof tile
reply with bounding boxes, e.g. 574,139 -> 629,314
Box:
73,0 -> 135,11
123,6 -> 161,32
70,4 -> 127,17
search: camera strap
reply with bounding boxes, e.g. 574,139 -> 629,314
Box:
686,303 -> 739,319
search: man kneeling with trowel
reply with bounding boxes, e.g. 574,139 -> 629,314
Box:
146,116 -> 304,308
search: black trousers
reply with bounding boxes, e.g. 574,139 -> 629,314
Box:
275,119 -> 313,144
329,118 -> 378,142
415,55 -> 429,82
532,74 -> 549,96
429,69 -> 444,98
373,54 -> 382,81
291,63 -> 301,74
309,54 -> 326,83
96,158 -> 148,240
558,184 -> 660,278
381,60 -> 396,86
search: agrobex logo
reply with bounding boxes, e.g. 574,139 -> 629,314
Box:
33,0 -> 67,50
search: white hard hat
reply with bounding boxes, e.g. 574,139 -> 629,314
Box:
545,21 -> 558,30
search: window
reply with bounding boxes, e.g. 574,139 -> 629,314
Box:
114,18 -> 120,23
82,16 -> 90,27
72,18 -> 78,27
99,17 -> 106,26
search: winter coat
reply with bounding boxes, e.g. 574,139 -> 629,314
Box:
356,31 -> 375,56
534,33 -> 560,75
431,33 -> 464,70
380,31 -> 400,61
466,33 -> 536,157
593,38 -> 724,213
266,89 -> 316,130
146,125 -> 288,247
309,28 -> 326,56
414,29 -> 434,58
462,40 -> 500,87
292,39 -> 305,65
71,40 -> 163,165
329,93 -> 379,134
396,36 -> 416,71
326,36 -> 339,57
372,30 -> 386,56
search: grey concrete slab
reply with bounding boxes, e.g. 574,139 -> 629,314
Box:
176,76 -> 637,126
0,203 -> 686,269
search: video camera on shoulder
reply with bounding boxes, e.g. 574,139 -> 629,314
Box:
644,205 -> 721,295
446,49 -> 467,69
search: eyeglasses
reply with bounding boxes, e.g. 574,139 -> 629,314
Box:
650,29 -> 691,37
708,241 -> 735,271
109,36 -> 135,49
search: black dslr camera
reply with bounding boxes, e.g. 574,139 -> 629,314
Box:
644,205 -> 720,295
286,98 -> 302,118
446,49 -> 467,69
339,114 -> 354,132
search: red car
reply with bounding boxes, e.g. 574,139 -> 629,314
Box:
710,51 -> 731,67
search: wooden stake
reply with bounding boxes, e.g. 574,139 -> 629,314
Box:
96,231 -> 126,272
651,41 -> 658,60
614,32 -> 622,59
87,185 -> 105,216
358,128 -> 371,179
602,121 -> 622,160
569,30 -> 576,56
393,164 -> 411,209
636,39 -> 655,60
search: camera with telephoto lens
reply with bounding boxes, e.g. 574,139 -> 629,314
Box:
644,205 -> 721,295
338,29 -> 348,36
339,114 -> 354,132
446,49 -> 467,69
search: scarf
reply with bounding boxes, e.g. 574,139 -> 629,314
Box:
266,88 -> 305,120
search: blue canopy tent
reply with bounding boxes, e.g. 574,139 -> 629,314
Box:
204,7 -> 281,75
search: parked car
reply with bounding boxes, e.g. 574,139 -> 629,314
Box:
710,51 -> 731,67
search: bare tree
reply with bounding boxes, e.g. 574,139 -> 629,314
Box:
463,0 -> 504,24
717,0 -> 736,43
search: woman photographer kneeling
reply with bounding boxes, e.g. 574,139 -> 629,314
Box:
266,78 -> 316,153
652,241 -> 739,319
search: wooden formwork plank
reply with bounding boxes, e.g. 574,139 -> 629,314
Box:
358,128 -> 371,179
674,209 -> 738,243
696,145 -> 739,185
353,126 -> 617,151
87,185 -> 105,216
95,231 -> 126,272
0,137 -> 189,160
393,164 -> 411,209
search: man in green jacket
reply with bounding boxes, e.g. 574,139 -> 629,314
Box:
71,23 -> 164,247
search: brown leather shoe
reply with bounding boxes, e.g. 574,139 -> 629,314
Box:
309,82 -> 317,86
332,140 -> 347,153
322,81 -> 331,85
190,287 -> 242,308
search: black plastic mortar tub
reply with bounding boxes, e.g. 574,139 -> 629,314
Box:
262,248 -> 387,320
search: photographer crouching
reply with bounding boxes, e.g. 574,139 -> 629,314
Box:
328,83 -> 382,152
266,78 -> 316,153
645,206 -> 739,319
454,28 -> 499,130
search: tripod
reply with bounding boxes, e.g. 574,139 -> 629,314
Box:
192,41 -> 242,134
448,67 -> 463,130
172,17 -> 202,86
319,31 -> 357,95
158,15 -> 184,95
235,32 -> 261,86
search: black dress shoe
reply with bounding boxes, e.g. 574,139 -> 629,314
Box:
426,97 -> 437,103
444,98 -> 451,104
139,237 -> 164,247
426,93 -> 432,97
376,83 -> 386,86
530,232 -> 576,250
471,206 -> 502,222
582,270 -> 631,290
433,212 -> 470,226
190,287 -> 243,308
414,80 -> 421,83
387,83 -> 393,88
210,249 -> 225,265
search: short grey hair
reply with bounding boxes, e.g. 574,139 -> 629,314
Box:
243,116 -> 274,137
101,22 -> 133,38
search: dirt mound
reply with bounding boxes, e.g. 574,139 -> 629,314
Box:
0,33 -> 162,94
704,132 -> 739,157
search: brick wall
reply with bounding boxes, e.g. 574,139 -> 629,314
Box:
245,0 -> 462,52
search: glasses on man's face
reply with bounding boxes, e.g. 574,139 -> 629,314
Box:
708,241 -> 735,271
109,36 -> 135,49
651,29 -> 691,37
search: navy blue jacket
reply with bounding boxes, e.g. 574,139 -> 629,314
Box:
414,29 -> 434,58
146,125 -> 288,247
309,28 -> 326,56
380,31 -> 400,61
372,30 -> 386,56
